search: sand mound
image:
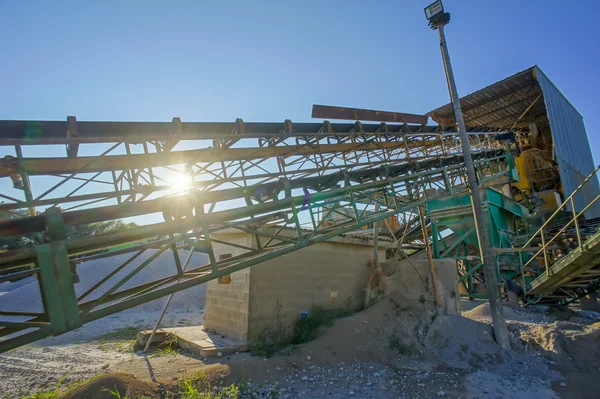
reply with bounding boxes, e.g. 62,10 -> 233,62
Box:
0,249 -> 208,314
288,290 -> 513,370
464,302 -> 527,322
517,321 -> 600,371
61,373 -> 158,399
424,315 -> 509,369
289,291 -> 437,364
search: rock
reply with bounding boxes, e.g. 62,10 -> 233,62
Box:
483,388 -> 489,393
560,382 -> 567,388
437,391 -> 445,396
216,351 -> 223,358
101,363 -> 109,370
366,381 -> 372,386
306,355 -> 311,360
348,390 -> 355,396
301,376 -> 309,381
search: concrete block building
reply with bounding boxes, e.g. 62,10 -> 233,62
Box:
203,228 -> 389,342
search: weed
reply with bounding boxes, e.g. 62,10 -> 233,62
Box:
249,300 -> 290,358
178,372 -> 247,399
102,385 -> 129,399
344,296 -> 354,312
388,330 -> 416,355
291,306 -> 352,345
155,334 -> 179,357
22,375 -> 66,399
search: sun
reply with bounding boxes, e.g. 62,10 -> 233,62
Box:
169,173 -> 192,192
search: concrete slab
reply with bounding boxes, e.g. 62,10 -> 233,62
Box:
137,326 -> 247,358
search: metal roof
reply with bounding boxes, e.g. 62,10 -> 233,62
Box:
429,65 -> 600,218
428,66 -> 548,131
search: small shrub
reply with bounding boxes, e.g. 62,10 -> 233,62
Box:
388,330 -> 416,355
249,300 -> 290,358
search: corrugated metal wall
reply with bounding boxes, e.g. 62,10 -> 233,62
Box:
535,66 -> 600,219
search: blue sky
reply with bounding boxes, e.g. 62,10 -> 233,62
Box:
0,0 -> 598,157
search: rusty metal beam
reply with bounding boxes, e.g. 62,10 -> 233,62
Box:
311,104 -> 428,125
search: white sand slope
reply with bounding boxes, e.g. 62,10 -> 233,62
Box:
0,249 -> 208,314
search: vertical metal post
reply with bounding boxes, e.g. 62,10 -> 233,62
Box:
436,24 -> 510,349
541,232 -> 550,275
14,145 -> 36,216
144,246 -> 196,352
419,205 -> 441,306
570,197 -> 582,247
373,200 -> 381,270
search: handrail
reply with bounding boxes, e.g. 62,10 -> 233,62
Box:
520,164 -> 600,294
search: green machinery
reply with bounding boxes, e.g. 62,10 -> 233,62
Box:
428,187 -> 529,299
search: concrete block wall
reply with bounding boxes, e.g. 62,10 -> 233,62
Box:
204,233 -> 252,341
203,232 -> 384,342
247,242 -> 383,341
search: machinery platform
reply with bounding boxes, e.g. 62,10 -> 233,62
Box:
527,228 -> 600,304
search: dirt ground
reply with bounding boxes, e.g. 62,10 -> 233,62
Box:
1,296 -> 599,398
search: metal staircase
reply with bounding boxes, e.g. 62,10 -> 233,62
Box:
520,165 -> 600,306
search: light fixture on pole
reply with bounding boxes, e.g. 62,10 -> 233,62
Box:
424,0 -> 511,349
424,0 -> 450,28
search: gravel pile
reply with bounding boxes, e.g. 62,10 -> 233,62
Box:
212,356 -> 559,399
0,249 -> 208,314
251,361 -> 464,399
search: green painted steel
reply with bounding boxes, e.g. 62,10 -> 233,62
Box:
429,187 -> 529,298
36,242 -> 82,334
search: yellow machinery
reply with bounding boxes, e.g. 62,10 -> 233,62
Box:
512,149 -> 562,212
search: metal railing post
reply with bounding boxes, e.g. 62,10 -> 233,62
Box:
571,197 -> 582,248
540,231 -> 550,276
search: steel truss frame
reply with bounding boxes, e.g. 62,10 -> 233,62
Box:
0,137 -> 511,352
0,119 -> 505,216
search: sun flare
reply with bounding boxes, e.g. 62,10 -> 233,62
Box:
169,173 -> 192,192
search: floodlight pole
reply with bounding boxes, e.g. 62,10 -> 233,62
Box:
435,24 -> 511,349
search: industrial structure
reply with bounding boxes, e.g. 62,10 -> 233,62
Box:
1,66 -> 599,353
